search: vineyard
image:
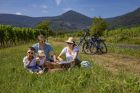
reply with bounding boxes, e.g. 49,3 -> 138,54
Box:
0,25 -> 47,47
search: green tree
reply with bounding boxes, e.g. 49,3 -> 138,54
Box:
35,20 -> 53,39
90,17 -> 107,37
36,20 -> 49,30
75,31 -> 83,37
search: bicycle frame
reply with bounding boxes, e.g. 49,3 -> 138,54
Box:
77,31 -> 88,46
88,37 -> 100,50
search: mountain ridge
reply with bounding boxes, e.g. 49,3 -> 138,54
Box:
106,7 -> 140,28
0,7 -> 140,30
0,10 -> 92,30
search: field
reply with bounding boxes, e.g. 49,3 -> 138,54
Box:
0,40 -> 140,93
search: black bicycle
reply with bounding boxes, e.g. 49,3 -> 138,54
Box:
78,29 -> 107,54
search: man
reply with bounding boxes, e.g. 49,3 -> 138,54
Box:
32,35 -> 57,62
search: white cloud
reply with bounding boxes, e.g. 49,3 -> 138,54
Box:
55,0 -> 62,6
15,12 -> 22,15
63,8 -> 72,11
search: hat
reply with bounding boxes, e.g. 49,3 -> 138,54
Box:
65,37 -> 75,44
38,50 -> 45,57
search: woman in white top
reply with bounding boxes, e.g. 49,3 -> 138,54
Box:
57,37 -> 81,68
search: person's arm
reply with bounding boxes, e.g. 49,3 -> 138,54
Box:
57,52 -> 64,61
47,44 -> 59,62
72,47 -> 79,61
32,44 -> 38,53
57,48 -> 66,61
23,57 -> 30,67
72,52 -> 79,61
49,51 -> 58,62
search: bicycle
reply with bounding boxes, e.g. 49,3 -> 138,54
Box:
84,36 -> 107,54
77,29 -> 90,53
77,29 -> 107,54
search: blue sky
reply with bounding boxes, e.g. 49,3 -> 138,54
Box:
0,0 -> 140,18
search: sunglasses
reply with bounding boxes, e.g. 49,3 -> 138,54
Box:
28,52 -> 34,54
38,39 -> 45,42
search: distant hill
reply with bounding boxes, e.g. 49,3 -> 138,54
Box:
0,14 -> 44,27
0,10 -> 92,31
0,7 -> 140,31
48,10 -> 92,31
106,7 -> 140,29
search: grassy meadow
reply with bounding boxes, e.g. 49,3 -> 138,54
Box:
104,27 -> 140,45
0,41 -> 140,93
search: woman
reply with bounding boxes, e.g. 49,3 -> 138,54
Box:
57,37 -> 81,68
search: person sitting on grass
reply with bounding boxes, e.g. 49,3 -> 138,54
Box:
36,50 -> 47,71
57,37 -> 81,69
23,47 -> 43,74
32,34 -> 58,62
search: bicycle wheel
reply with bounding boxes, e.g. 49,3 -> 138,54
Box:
82,41 -> 91,54
89,43 -> 97,54
98,41 -> 107,53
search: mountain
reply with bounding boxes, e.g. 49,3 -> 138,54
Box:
0,8 -> 140,31
0,10 -> 92,31
0,14 -> 44,27
48,10 -> 92,31
106,7 -> 140,29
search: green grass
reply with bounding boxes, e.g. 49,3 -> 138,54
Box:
103,26 -> 140,45
107,43 -> 140,57
0,43 -> 140,93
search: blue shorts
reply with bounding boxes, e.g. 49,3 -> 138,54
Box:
27,65 -> 40,72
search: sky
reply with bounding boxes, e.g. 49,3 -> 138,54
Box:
0,0 -> 140,18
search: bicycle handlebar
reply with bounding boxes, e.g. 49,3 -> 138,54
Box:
83,29 -> 89,36
77,29 -> 90,47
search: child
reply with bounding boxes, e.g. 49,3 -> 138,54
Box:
36,50 -> 64,71
36,50 -> 47,71
23,47 -> 41,73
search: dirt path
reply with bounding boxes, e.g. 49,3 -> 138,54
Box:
91,53 -> 140,76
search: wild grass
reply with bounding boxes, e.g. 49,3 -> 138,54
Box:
0,42 -> 140,93
104,26 -> 140,45
107,43 -> 140,58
